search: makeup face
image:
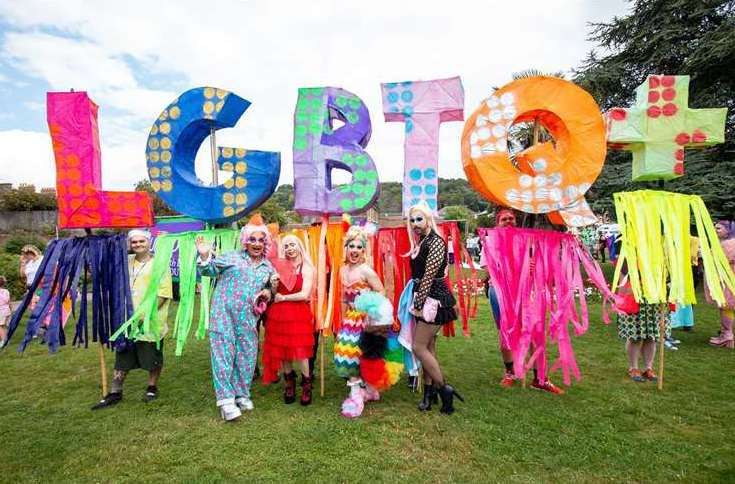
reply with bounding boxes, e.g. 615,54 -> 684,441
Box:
246,231 -> 267,258
283,240 -> 300,260
497,211 -> 517,228
715,223 -> 729,240
409,209 -> 430,236
129,236 -> 150,255
346,239 -> 365,264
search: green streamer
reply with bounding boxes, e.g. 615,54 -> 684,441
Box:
111,228 -> 240,355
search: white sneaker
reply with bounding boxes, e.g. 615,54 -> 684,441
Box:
219,403 -> 242,421
235,396 -> 254,411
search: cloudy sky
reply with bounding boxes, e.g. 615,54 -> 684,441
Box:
0,0 -> 629,191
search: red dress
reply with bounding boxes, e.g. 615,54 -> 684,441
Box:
262,273 -> 315,383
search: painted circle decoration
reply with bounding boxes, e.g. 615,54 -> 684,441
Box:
461,77 -> 606,216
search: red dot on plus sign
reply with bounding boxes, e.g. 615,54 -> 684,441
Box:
674,162 -> 684,175
647,106 -> 662,118
610,108 -> 627,121
675,149 -> 685,161
662,88 -> 676,101
692,129 -> 707,143
661,76 -> 675,87
676,133 -> 691,145
648,91 -> 660,103
662,103 -> 678,116
649,76 -> 661,88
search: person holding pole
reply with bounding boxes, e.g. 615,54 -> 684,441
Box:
92,229 -> 172,409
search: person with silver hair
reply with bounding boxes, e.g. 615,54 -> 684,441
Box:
262,234 -> 316,405
92,229 -> 173,409
405,202 -> 463,415
195,214 -> 276,421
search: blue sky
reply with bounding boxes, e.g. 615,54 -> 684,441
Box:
0,0 -> 630,190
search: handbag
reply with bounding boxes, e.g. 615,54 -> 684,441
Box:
422,296 -> 440,323
615,275 -> 640,315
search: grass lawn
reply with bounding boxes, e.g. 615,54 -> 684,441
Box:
1,290 -> 734,482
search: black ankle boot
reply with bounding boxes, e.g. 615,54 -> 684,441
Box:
417,384 -> 436,411
438,384 -> 464,415
284,371 -> 297,404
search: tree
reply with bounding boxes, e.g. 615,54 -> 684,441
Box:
0,186 -> 57,211
575,0 -> 735,219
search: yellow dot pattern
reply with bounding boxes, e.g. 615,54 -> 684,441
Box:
146,87 -> 239,219
148,98 -> 181,192
216,144 -> 249,217
203,86 -> 229,120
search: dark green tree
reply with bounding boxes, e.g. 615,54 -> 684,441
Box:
576,0 -> 735,219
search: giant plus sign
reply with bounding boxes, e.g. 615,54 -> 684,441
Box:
606,75 -> 727,182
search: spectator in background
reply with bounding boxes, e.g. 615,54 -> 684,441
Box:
0,276 -> 10,348
18,245 -> 42,294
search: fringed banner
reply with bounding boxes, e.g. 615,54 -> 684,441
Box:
479,227 -> 614,385
6,235 -> 133,353
112,228 -> 238,355
612,190 -> 735,306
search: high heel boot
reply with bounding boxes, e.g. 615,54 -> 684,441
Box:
417,384 -> 436,411
284,371 -> 297,404
300,374 -> 313,406
438,384 -> 465,415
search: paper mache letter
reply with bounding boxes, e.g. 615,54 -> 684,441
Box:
606,75 -> 727,181
47,92 -> 153,229
146,87 -> 281,223
461,77 -> 607,227
380,77 -> 464,214
292,87 -> 380,215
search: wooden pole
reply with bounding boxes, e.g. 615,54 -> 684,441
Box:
97,342 -> 108,396
658,305 -> 666,390
319,331 -> 325,397
209,127 -> 219,186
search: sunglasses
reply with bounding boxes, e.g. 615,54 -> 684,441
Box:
409,216 -> 424,223
248,237 -> 266,244
347,243 -> 364,250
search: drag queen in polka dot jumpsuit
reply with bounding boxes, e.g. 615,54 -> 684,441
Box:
196,217 -> 275,421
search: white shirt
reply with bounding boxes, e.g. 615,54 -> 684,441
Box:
24,258 -> 42,287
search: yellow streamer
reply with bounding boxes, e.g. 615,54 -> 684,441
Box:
613,190 -> 735,306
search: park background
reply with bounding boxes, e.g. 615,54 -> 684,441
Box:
1,0 -> 734,482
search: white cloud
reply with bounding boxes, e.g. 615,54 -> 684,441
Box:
0,0 -> 630,191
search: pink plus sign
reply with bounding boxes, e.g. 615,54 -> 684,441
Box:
606,75 -> 727,181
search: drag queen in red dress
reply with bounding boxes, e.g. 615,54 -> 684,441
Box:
262,234 -> 316,405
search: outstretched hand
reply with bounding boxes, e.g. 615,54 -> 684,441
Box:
195,236 -> 212,258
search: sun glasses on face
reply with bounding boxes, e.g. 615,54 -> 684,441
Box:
409,216 -> 424,224
248,237 -> 266,244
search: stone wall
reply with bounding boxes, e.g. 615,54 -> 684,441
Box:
0,210 -> 57,232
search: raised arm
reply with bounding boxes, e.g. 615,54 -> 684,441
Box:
196,235 -> 234,278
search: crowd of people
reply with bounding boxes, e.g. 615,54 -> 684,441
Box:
2,207 -> 734,422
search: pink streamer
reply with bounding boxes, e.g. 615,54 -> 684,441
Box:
479,227 -> 615,386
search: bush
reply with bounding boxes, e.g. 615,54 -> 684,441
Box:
3,232 -> 47,255
0,253 -> 25,299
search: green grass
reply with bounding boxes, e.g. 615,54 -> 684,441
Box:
1,291 -> 734,483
